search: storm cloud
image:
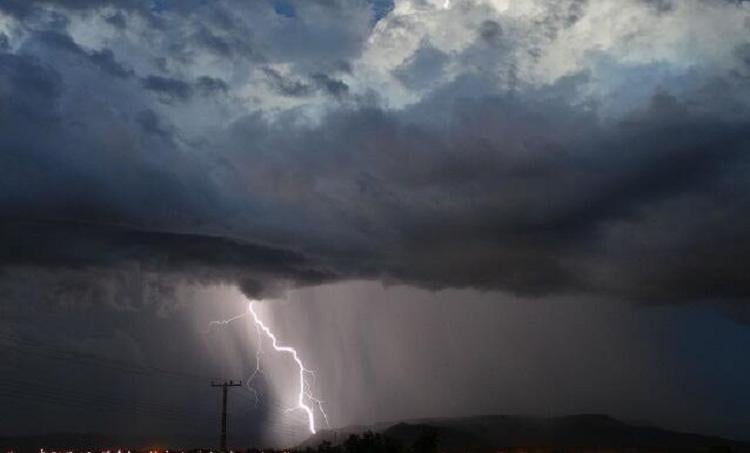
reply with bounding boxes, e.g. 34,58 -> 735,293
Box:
0,0 -> 749,316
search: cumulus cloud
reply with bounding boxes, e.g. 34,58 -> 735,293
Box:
0,0 -> 749,317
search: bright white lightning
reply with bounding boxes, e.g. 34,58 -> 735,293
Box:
247,301 -> 329,434
210,300 -> 328,434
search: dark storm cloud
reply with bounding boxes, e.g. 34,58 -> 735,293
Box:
195,75 -> 229,96
191,25 -> 260,60
261,67 -> 349,98
35,31 -> 133,78
0,221 -> 334,303
261,67 -> 314,97
642,0 -> 674,13
104,11 -> 127,29
223,81 -> 750,305
311,73 -> 349,97
393,43 -> 448,89
0,221 -> 322,281
141,75 -> 193,102
478,20 -> 502,43
0,0 -> 749,319
0,52 -> 61,119
0,0 -> 144,19
521,0 -> 589,49
135,108 -> 170,137
0,45 -> 332,305
139,74 -> 225,103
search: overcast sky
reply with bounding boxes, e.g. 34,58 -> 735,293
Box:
1,0 -> 749,448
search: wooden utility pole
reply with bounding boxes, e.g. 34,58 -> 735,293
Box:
211,380 -> 242,451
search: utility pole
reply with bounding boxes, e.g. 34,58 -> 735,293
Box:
211,380 -> 242,451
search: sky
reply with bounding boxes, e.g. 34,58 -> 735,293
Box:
0,0 -> 749,448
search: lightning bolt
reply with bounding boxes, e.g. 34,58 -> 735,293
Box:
210,299 -> 329,434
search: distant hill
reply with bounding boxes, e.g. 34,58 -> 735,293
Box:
299,414 -> 750,452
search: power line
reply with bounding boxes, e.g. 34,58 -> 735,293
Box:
0,335 -> 322,437
0,333 -> 215,381
0,386 -> 210,426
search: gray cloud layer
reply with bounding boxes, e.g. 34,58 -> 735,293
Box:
0,0 -> 749,317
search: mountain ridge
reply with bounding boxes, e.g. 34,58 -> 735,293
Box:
298,414 -> 750,452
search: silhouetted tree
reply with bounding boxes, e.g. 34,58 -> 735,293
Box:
337,431 -> 405,453
708,446 -> 733,453
410,429 -> 437,453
